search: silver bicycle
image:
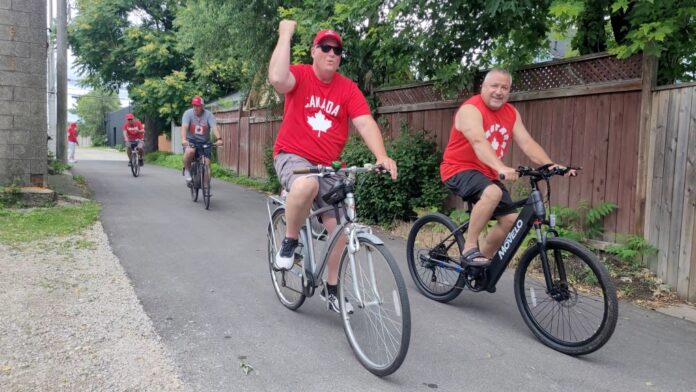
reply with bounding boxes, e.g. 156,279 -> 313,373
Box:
266,163 -> 411,376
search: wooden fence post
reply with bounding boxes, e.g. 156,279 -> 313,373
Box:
634,54 -> 658,236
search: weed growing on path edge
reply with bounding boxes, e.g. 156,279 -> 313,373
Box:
0,202 -> 100,244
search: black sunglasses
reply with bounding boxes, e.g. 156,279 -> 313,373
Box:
317,44 -> 343,56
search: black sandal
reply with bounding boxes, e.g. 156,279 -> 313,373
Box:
460,247 -> 491,267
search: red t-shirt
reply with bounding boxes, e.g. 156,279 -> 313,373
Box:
440,95 -> 517,181
273,64 -> 371,165
68,124 -> 78,143
123,120 -> 145,140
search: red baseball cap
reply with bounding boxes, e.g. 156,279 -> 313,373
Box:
191,96 -> 204,106
313,29 -> 342,46
125,113 -> 134,120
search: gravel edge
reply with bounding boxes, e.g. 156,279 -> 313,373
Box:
0,221 -> 187,391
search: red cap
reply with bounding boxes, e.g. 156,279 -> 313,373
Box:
191,96 -> 204,106
313,29 -> 342,46
125,113 -> 134,120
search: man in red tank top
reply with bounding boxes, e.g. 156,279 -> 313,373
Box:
440,69 -> 573,267
268,20 -> 397,313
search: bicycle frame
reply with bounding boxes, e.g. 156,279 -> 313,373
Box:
430,182 -> 559,293
266,168 -> 385,306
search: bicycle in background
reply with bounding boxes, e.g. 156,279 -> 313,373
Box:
128,141 -> 141,177
267,163 -> 411,376
184,142 -> 218,210
406,165 -> 618,355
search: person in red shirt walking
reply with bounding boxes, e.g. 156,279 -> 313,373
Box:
440,68 -> 574,267
67,122 -> 78,163
122,113 -> 145,167
268,20 -> 397,313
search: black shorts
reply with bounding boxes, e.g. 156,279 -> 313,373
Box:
186,139 -> 213,159
444,170 -> 517,218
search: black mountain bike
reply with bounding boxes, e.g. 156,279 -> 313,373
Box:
406,165 -> 618,355
186,143 -> 217,210
128,141 -> 141,177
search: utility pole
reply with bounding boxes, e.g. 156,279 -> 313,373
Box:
47,0 -> 57,155
56,0 -> 68,162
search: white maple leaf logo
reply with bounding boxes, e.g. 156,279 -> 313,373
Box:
307,111 -> 332,137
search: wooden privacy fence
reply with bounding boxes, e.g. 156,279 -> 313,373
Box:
214,53 -> 645,238
375,53 -> 644,238
644,83 -> 696,301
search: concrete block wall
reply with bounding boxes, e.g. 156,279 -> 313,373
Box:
0,0 -> 47,186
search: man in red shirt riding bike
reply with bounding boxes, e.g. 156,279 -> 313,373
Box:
122,113 -> 145,167
440,68 -> 574,267
268,20 -> 397,313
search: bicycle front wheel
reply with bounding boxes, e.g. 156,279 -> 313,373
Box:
339,237 -> 411,376
514,237 -> 618,355
406,213 -> 466,303
130,154 -> 139,177
267,207 -> 305,310
202,165 -> 211,210
190,162 -> 199,202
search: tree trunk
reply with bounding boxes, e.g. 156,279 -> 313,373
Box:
144,116 -> 160,153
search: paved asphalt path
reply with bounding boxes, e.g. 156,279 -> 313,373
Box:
73,149 -> 696,392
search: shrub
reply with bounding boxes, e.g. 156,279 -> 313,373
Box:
47,151 -> 70,175
264,142 -> 280,194
340,125 -> 447,226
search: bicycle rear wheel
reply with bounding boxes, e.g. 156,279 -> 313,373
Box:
190,162 -> 199,202
514,237 -> 618,355
267,207 -> 305,310
339,237 -> 410,376
406,213 -> 466,303
130,153 -> 139,177
202,165 -> 211,209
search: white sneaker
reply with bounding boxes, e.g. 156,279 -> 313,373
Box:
184,169 -> 192,182
274,237 -> 298,270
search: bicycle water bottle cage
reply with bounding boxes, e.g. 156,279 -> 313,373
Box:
322,181 -> 347,205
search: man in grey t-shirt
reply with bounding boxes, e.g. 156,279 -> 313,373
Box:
181,96 -> 223,183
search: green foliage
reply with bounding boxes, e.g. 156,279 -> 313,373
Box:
145,152 -> 275,193
606,234 -> 657,269
264,143 -> 281,194
340,126 -> 447,225
549,200 -> 617,241
0,202 -> 100,243
47,150 -> 70,175
449,210 -> 470,226
0,183 -> 22,208
69,88 -> 121,146
550,0 -> 696,84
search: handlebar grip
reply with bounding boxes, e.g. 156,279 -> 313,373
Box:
293,167 -> 312,174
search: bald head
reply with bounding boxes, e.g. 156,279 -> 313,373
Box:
483,68 -> 512,85
480,68 -> 512,110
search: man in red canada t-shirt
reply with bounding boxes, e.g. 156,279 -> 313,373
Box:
67,122 -> 78,163
122,113 -> 145,167
440,68 -> 574,267
268,20 -> 397,313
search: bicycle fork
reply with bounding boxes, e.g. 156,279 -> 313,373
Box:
346,227 -> 382,309
535,222 -> 570,301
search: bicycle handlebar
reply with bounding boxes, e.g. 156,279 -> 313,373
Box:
293,163 -> 389,176
499,165 -> 581,181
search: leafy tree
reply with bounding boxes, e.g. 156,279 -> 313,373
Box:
550,0 -> 696,84
69,0 -> 196,150
69,89 -> 121,146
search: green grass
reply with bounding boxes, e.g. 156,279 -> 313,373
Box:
0,201 -> 100,243
145,151 -> 275,192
